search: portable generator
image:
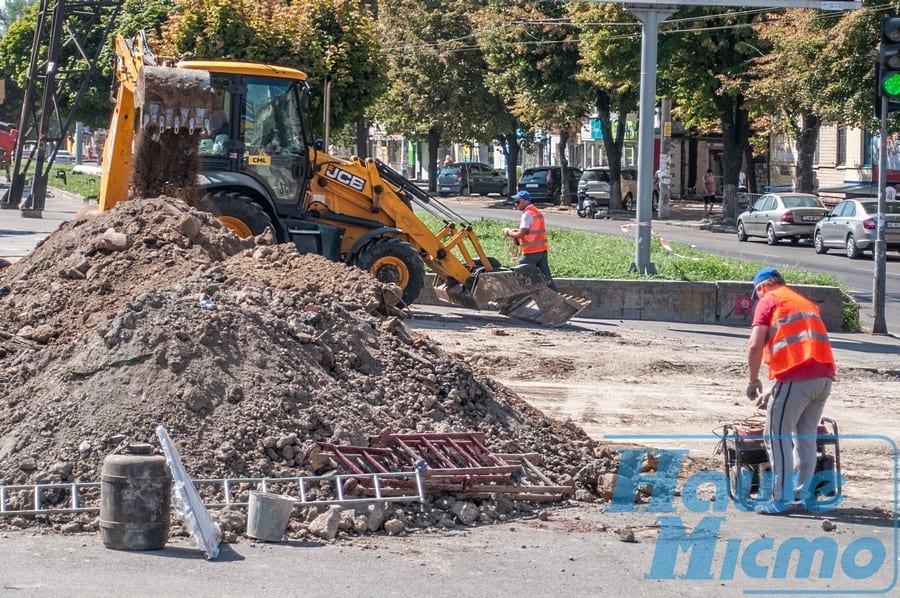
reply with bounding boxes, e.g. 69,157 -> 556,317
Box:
717,416 -> 842,507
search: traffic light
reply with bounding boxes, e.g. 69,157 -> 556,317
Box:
877,16 -> 900,116
881,17 -> 900,98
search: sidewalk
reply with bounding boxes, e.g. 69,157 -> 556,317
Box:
0,183 -> 85,264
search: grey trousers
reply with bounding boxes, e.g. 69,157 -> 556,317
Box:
764,377 -> 832,502
518,251 -> 557,291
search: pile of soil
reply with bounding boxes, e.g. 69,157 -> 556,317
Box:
0,198 -> 595,525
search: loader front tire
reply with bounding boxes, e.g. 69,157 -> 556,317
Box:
356,238 -> 425,306
199,192 -> 273,239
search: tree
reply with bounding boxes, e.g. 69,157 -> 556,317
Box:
478,1 -> 591,205
0,0 -> 139,129
571,3 -> 642,210
0,0 -> 33,36
162,0 -> 386,134
748,10 -> 834,194
374,0 -> 511,191
661,8 -> 763,222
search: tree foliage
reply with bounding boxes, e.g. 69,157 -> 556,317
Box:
374,0 -> 516,189
477,1 -> 591,204
0,0 -> 130,128
160,0 -> 386,133
570,2 -> 642,208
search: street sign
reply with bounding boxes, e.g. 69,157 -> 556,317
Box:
581,0 -> 859,8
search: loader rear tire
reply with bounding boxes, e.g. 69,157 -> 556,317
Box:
199,192 -> 273,239
356,238 -> 425,306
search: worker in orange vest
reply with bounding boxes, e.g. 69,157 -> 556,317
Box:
502,191 -> 557,291
746,267 -> 836,515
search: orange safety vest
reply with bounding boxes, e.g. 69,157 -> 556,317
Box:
763,286 -> 835,380
519,204 -> 549,254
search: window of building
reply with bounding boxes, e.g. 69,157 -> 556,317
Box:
836,127 -> 847,166
862,129 -> 873,167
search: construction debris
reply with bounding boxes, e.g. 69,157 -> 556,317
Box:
319,431 -> 574,501
0,197 -> 596,538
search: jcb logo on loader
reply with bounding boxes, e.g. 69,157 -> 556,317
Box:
324,164 -> 366,192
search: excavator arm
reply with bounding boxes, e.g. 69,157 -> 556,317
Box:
308,155 -> 588,326
99,33 -> 211,212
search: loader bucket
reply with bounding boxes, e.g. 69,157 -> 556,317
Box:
135,66 -> 212,133
439,264 -> 590,327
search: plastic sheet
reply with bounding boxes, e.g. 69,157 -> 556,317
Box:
156,425 -> 222,559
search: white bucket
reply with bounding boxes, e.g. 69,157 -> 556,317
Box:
246,491 -> 295,542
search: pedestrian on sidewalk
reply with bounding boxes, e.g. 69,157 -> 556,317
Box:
745,267 -> 836,515
503,191 -> 557,291
702,169 -> 716,214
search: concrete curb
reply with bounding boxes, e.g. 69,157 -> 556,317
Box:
419,275 -> 845,331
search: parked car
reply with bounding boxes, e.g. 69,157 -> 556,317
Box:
52,150 -> 75,165
619,167 -> 659,212
577,166 -> 658,214
437,162 -> 508,197
518,165 -> 582,204
813,198 -> 900,259
576,167 -> 611,217
736,192 -> 828,245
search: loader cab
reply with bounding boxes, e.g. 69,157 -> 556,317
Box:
191,65 -> 313,208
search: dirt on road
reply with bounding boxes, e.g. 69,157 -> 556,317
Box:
407,304 -> 900,509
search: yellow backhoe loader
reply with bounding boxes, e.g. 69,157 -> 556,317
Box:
99,33 -> 588,326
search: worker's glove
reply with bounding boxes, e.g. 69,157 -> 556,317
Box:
746,379 -> 763,401
755,388 -> 772,410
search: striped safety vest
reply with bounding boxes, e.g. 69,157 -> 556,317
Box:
763,286 -> 835,380
519,204 -> 549,254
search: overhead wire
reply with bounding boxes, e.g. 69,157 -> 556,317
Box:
381,3 -> 891,56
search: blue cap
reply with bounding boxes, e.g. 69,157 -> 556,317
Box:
751,267 -> 782,299
511,190 -> 531,202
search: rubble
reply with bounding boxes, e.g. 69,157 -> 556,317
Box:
0,197 -> 597,538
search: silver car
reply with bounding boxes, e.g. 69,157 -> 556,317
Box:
813,198 -> 900,259
736,193 -> 828,245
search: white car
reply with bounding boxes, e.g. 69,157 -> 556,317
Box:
814,198 -> 900,258
736,193 -> 829,245
52,150 -> 75,165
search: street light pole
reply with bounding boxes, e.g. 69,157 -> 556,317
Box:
628,6 -> 674,275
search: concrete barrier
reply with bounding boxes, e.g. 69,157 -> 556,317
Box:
419,275 -> 845,331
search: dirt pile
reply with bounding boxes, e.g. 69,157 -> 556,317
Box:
0,198 -> 594,519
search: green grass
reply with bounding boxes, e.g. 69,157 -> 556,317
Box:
48,164 -> 100,201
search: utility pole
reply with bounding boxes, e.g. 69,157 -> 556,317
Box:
657,98 -> 672,220
627,6 -> 674,275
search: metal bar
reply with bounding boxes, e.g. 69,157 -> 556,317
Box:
0,472 -> 426,517
373,473 -> 382,499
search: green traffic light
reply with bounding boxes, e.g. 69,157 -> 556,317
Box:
884,72 -> 900,97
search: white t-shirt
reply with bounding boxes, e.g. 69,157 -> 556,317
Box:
519,211 -> 534,230
887,186 -> 897,201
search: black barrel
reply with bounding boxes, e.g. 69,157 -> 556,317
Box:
100,443 -> 172,550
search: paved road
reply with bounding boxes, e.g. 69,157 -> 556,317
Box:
1,191 -> 898,596
0,184 -> 85,264
1,496 -> 897,597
